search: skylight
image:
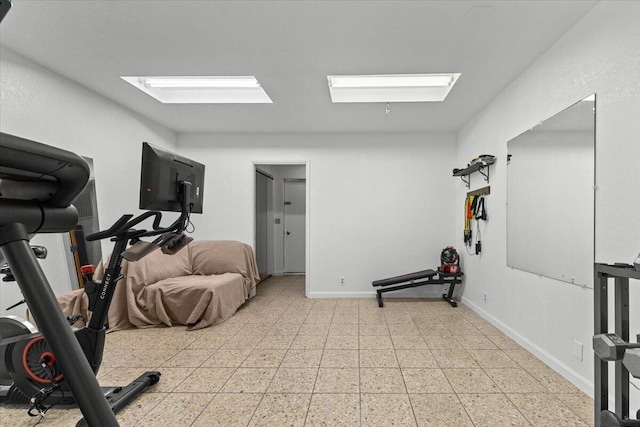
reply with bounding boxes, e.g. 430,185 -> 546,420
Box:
327,73 -> 461,103
121,76 -> 272,103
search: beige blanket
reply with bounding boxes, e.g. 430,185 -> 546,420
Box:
57,240 -> 259,331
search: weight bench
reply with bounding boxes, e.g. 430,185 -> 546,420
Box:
372,268 -> 464,307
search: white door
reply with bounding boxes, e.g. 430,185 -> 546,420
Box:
283,179 -> 305,273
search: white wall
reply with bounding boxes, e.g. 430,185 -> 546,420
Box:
0,47 -> 176,316
178,132 -> 457,298
456,1 -> 640,398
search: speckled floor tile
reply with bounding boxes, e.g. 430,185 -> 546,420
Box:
237,323 -> 273,335
0,405 -> 83,427
298,323 -> 331,336
306,393 -> 360,426
278,314 -> 308,324
173,367 -> 235,392
184,334 -> 229,350
484,368 -> 547,393
320,349 -> 359,367
201,349 -> 251,367
508,393 -> 589,426
207,322 -> 245,336
135,392 -> 213,427
555,392 -> 593,424
360,335 -> 394,349
267,368 -> 318,393
332,314 -> 359,324
385,313 -> 414,324
416,323 -> 452,337
328,322 -> 359,336
526,366 -> 583,394
442,368 -> 500,393
266,323 -> 301,335
290,334 -> 327,349
308,308 -> 335,317
0,278 -> 595,427
241,348 -> 288,368
254,334 -> 296,349
503,349 -> 549,371
466,349 -> 519,368
360,368 -> 406,393
101,347 -> 178,368
358,323 -> 390,336
304,314 -> 333,324
422,335 -> 463,349
359,349 -> 399,367
458,393 -> 530,427
473,322 -> 503,336
314,367 -> 360,393
361,393 -> 417,426
396,350 -> 439,368
248,393 -> 311,427
431,349 -> 479,368
401,368 -> 454,393
219,333 -> 263,350
221,368 -> 277,393
161,349 -> 214,368
281,349 -> 324,367
387,322 -> 420,335
192,393 -> 262,427
358,315 -> 387,326
116,391 -> 168,426
325,335 -> 359,349
455,334 -> 498,350
409,393 -> 474,426
392,335 -> 429,350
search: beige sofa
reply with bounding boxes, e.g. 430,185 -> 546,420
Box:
57,240 -> 260,331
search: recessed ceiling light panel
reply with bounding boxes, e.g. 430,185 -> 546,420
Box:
121,76 -> 272,103
327,73 -> 461,103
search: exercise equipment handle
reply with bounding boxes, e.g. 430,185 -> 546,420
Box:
85,214 -> 133,241
86,182 -> 193,242
0,132 -> 90,208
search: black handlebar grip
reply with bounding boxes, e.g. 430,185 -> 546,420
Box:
86,214 -> 134,241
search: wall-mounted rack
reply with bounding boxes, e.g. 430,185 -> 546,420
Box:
467,185 -> 490,197
453,155 -> 495,188
453,162 -> 491,188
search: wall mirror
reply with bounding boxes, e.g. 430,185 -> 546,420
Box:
507,94 -> 595,287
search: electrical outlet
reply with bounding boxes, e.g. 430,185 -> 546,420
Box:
340,277 -> 345,286
572,340 -> 584,361
483,293 -> 488,303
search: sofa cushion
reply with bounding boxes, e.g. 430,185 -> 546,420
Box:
190,240 -> 259,287
143,273 -> 247,330
124,242 -> 192,288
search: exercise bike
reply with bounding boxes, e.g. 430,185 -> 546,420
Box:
0,132 -> 195,426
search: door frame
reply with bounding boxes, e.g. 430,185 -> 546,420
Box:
252,161 -> 310,297
283,178 -> 306,274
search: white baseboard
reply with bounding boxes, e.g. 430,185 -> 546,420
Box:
462,296 -> 594,397
307,291 -> 377,298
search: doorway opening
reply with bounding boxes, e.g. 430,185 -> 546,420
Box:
254,163 -> 308,294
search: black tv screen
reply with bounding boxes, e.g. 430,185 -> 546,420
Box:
139,142 -> 205,213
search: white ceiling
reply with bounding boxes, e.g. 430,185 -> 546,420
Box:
0,0 -> 597,134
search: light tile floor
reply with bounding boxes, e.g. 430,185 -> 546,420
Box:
0,275 -> 593,426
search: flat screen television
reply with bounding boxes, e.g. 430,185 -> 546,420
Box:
139,142 -> 205,213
